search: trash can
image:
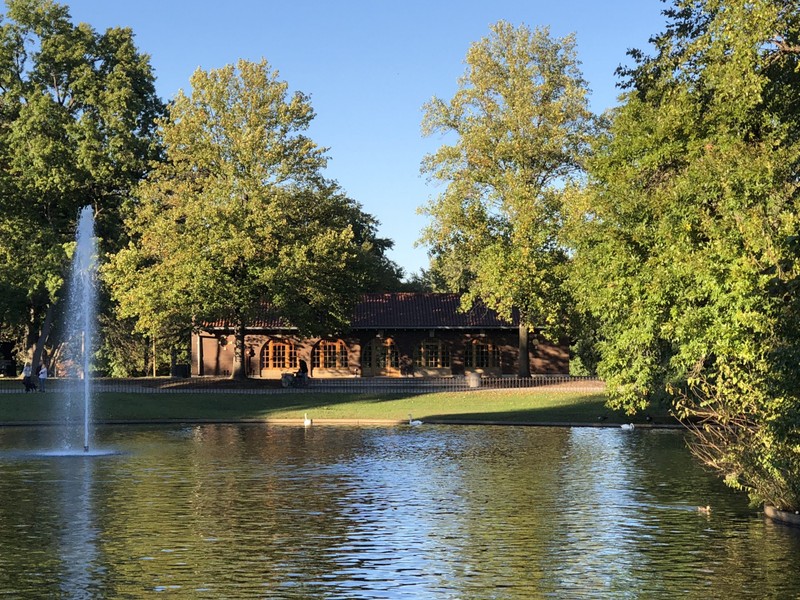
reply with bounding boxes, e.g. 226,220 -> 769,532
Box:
466,372 -> 481,388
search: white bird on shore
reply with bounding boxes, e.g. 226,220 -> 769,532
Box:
621,423 -> 635,431
408,414 -> 423,426
303,413 -> 312,427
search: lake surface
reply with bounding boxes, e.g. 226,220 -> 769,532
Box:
0,424 -> 797,598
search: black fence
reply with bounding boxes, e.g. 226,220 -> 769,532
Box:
0,374 -> 604,395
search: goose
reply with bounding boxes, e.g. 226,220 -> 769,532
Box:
303,413 -> 312,427
621,423 -> 635,431
408,414 -> 423,426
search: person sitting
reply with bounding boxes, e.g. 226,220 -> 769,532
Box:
294,359 -> 309,385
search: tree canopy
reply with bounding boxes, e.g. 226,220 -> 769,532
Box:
568,0 -> 800,510
419,21 -> 594,334
106,59 -> 399,378
0,0 -> 163,365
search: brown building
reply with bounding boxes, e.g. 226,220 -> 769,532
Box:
192,292 -> 569,378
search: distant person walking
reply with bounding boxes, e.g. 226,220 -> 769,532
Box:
21,363 -> 36,392
38,364 -> 48,392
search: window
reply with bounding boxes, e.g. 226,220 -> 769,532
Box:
464,340 -> 500,368
414,339 -> 451,368
260,340 -> 297,370
362,339 -> 399,369
362,342 -> 372,367
378,340 -> 399,369
313,340 -> 349,369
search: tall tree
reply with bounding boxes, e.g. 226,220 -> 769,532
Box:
419,21 -> 594,339
106,59 -> 397,379
569,0 -> 800,510
0,0 -> 164,368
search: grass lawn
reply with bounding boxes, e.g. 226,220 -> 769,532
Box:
0,388 -> 677,426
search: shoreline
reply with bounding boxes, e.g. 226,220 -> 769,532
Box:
764,505 -> 800,528
0,418 -> 683,429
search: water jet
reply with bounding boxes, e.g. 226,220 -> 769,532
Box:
58,206 -> 97,454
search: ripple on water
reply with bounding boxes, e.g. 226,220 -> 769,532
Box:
0,424 -> 797,598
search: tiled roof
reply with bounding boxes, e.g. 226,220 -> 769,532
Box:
351,293 -> 517,329
205,293 -> 518,330
203,305 -> 292,329
248,306 -> 293,329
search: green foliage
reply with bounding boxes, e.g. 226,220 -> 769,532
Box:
401,266 -> 450,293
568,321 -> 601,377
0,0 -> 163,353
105,59 -> 396,377
569,0 -> 800,509
419,21 -> 594,333
94,312 -> 183,377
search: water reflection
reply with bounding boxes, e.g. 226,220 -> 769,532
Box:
0,425 -> 797,598
56,456 -> 99,598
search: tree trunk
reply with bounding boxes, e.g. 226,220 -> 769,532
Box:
231,318 -> 247,380
518,323 -> 531,378
170,346 -> 177,377
31,301 -> 57,374
196,333 -> 204,376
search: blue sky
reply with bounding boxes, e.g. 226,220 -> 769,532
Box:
63,0 -> 667,277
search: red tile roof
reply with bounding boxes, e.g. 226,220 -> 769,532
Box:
203,305 -> 291,329
205,293 -> 517,330
351,293 -> 517,329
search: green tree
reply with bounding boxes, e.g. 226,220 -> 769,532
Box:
0,0 -> 164,369
106,59 -> 398,379
419,21 -> 594,343
569,0 -> 800,509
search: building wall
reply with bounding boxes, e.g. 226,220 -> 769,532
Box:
193,329 -> 569,378
530,334 -> 570,374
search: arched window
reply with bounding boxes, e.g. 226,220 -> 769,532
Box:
260,339 -> 298,370
464,340 -> 500,368
414,339 -> 451,368
312,340 -> 349,369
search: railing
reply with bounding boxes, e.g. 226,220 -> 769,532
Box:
0,375 -> 604,395
301,374 -> 604,394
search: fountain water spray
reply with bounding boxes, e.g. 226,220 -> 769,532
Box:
61,206 -> 97,453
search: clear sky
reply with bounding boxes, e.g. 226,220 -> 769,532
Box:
62,0 -> 667,278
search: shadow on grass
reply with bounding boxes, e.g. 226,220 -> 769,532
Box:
0,390 -> 679,427
420,394 -> 677,426
106,391 -> 676,426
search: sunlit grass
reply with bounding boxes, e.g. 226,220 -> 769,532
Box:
0,388 -> 675,425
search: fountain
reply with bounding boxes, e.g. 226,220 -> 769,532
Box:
59,206 -> 97,453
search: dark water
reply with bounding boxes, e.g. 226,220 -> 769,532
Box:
0,424 -> 797,599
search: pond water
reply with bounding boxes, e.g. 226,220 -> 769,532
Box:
0,424 -> 798,598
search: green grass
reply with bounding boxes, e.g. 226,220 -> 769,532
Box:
0,388 -> 676,425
